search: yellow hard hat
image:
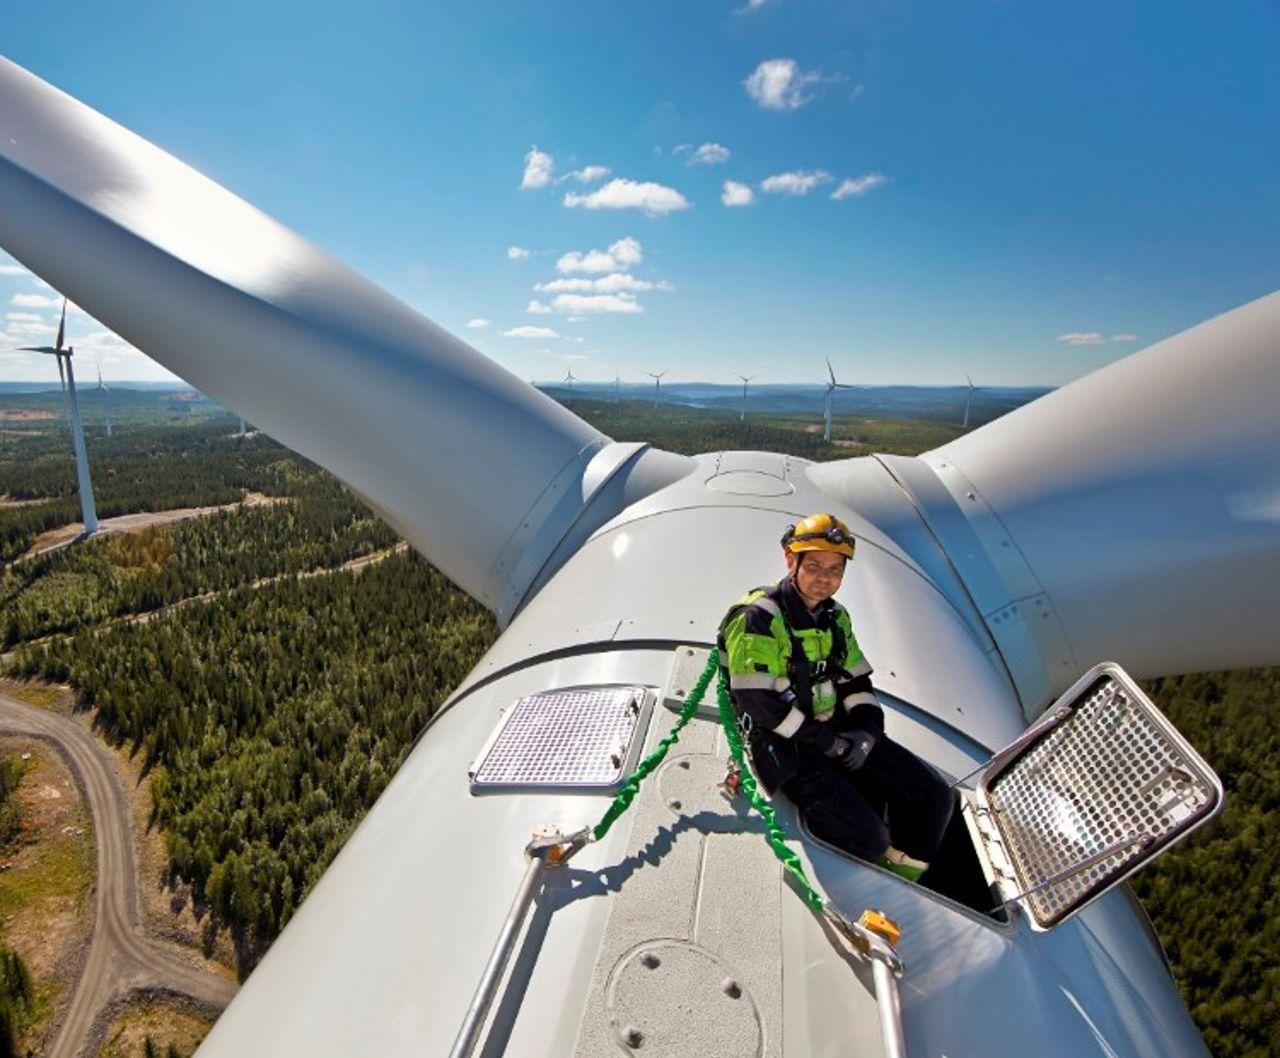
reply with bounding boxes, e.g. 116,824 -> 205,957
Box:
781,513 -> 855,559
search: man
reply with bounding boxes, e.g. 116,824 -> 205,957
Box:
717,512 -> 953,882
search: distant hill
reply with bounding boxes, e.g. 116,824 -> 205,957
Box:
2,379 -> 1054,428
0,380 -> 192,394
536,382 -> 1054,423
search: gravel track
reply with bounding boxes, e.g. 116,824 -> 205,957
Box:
0,692 -> 236,1058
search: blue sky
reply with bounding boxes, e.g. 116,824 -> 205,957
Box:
2,0 -> 1278,386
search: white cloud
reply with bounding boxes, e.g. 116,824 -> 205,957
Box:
737,0 -> 771,12
520,146 -> 554,190
503,325 -> 561,339
831,172 -> 887,200
761,170 -> 832,196
564,179 -> 690,217
566,316 -> 588,323
465,318 -> 490,329
744,58 -> 826,111
527,300 -> 553,315
1111,333 -> 1139,342
1056,332 -> 1107,346
551,293 -> 643,315
688,142 -> 730,166
1,322 -> 181,382
5,312 -> 43,322
566,165 -> 611,183
507,245 -> 531,260
537,273 -> 666,295
6,320 -> 53,337
556,237 -> 643,275
11,293 -> 61,309
722,180 -> 755,207
0,265 -> 29,277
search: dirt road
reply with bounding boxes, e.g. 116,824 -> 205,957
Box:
15,493 -> 286,564
0,692 -> 236,1058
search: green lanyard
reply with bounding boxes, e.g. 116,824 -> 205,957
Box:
591,650 -> 825,914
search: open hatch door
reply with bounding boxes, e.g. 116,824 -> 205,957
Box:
962,662 -> 1223,929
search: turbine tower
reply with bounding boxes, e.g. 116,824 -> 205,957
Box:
20,299 -> 98,534
613,372 -> 621,403
96,363 -> 112,437
822,358 -> 858,443
647,370 -> 666,409
736,373 -> 755,422
962,374 -> 986,430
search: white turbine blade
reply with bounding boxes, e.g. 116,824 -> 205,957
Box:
855,292 -> 1280,713
826,357 -> 837,386
55,296 -> 66,351
0,58 -> 690,621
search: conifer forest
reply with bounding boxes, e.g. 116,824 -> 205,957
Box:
0,757 -> 32,1057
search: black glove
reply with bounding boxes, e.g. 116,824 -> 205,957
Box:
825,730 -> 876,772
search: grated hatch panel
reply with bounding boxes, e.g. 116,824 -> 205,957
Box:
985,671 -> 1220,927
471,685 -> 649,792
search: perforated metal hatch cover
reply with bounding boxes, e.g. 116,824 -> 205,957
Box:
470,685 -> 651,792
979,662 -> 1222,928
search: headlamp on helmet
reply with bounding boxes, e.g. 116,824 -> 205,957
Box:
781,513 -> 856,560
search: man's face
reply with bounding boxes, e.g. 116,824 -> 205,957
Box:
785,548 -> 847,607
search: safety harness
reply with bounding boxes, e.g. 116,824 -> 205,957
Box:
716,581 -> 852,729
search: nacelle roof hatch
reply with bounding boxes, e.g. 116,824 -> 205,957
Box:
469,685 -> 654,794
963,662 -> 1223,929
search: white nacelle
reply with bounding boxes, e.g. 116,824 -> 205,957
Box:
196,455 -> 1208,1058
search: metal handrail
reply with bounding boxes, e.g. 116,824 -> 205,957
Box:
446,848 -> 548,1058
870,957 -> 907,1058
824,909 -> 908,1058
447,826 -> 589,1058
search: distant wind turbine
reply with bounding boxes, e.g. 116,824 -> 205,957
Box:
20,299 -> 98,534
962,374 -> 988,430
822,358 -> 859,443
97,363 -> 112,437
563,368 -> 576,397
736,373 -> 755,422
647,370 -> 667,409
613,372 -> 621,403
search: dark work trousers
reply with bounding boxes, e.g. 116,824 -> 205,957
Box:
751,731 -> 954,863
